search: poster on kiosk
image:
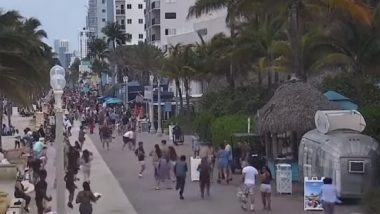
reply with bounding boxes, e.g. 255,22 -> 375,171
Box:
304,177 -> 324,211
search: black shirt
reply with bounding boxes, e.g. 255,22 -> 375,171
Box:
135,147 -> 145,161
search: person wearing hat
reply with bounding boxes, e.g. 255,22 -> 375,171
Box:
14,175 -> 31,212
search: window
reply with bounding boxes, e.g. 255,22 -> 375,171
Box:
121,5 -> 124,9
102,9 -> 106,13
138,19 -> 143,24
152,34 -> 156,41
349,161 -> 365,173
102,18 -> 106,22
165,28 -> 176,35
165,12 -> 176,19
165,0 -> 176,3
138,4 -> 143,9
127,19 -> 132,24
126,34 -> 132,40
102,0 -> 106,4
127,4 -> 132,9
121,19 -> 125,25
139,34 -> 144,39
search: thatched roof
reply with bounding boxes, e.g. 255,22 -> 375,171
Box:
257,80 -> 340,135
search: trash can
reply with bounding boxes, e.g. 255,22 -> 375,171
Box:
276,163 -> 292,194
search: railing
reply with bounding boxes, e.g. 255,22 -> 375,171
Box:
116,9 -> 125,15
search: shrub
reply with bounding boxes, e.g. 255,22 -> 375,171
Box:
192,111 -> 215,142
361,105 -> 380,142
210,114 -> 252,145
363,188 -> 380,214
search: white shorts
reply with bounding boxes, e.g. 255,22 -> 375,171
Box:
260,184 -> 272,193
243,184 -> 256,196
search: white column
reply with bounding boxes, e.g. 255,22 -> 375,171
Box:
156,76 -> 162,135
54,90 -> 65,214
149,75 -> 156,133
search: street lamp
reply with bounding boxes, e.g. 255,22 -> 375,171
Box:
156,76 -> 162,135
123,76 -> 129,109
149,75 -> 156,133
50,65 -> 66,214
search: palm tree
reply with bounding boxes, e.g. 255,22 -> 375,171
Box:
102,22 -> 129,84
87,38 -> 109,92
0,10 -> 52,148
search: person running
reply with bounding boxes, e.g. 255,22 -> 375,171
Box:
100,123 -> 112,151
65,169 -> 77,209
241,159 -> 259,211
134,141 -> 145,178
149,144 -> 162,190
260,166 -> 272,210
14,176 -> 31,212
80,150 -> 93,182
122,128 -> 134,151
35,169 -> 52,214
75,182 -> 101,214
78,126 -> 86,149
174,155 -> 188,200
197,157 -> 211,198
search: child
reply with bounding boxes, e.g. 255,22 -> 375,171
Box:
134,141 -> 145,177
321,177 -> 337,214
174,155 -> 188,200
14,129 -> 21,149
35,169 -> 52,214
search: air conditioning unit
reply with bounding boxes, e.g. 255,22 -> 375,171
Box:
315,110 -> 366,134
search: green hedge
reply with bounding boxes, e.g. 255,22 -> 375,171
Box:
361,105 -> 380,142
210,114 -> 252,145
192,111 -> 215,142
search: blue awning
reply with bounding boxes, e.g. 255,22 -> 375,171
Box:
324,90 -> 358,110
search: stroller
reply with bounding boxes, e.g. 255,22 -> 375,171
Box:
172,125 -> 184,146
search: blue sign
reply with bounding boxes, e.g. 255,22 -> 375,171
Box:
164,102 -> 172,112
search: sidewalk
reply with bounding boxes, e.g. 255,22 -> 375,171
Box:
0,116 -> 137,214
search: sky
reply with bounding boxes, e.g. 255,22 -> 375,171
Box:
1,0 -> 88,52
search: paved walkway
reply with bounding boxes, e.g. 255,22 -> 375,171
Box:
88,127 -> 362,214
0,116 -> 137,214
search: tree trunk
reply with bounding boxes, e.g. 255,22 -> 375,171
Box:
289,0 -> 304,79
226,63 -> 235,88
0,98 -> 3,149
267,69 -> 272,87
175,78 -> 184,115
7,102 -> 11,128
184,78 -> 191,116
257,69 -> 262,87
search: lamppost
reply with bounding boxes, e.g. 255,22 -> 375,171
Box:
156,76 -> 162,135
123,76 -> 129,109
149,75 -> 156,133
50,65 -> 66,214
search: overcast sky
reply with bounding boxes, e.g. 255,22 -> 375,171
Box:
1,0 -> 88,52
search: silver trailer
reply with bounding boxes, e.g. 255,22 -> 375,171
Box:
299,129 -> 380,199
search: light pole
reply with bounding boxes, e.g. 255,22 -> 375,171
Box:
156,76 -> 162,135
50,65 -> 66,214
149,75 -> 156,133
123,76 -> 129,109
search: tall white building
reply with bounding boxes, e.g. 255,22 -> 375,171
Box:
79,28 -> 95,59
145,0 -> 228,97
145,0 -> 228,50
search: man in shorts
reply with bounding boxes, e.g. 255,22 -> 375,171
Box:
122,128 -> 134,151
100,123 -> 112,151
241,160 -> 258,211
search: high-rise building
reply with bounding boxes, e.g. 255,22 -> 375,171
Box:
145,0 -> 228,50
53,39 -> 70,69
85,0 -> 146,44
79,28 -> 95,59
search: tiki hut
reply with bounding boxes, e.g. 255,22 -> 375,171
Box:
256,80 -> 339,162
